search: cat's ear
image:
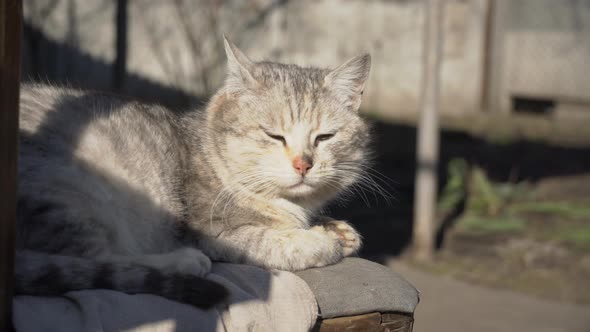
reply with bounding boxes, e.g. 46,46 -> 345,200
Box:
223,35 -> 258,92
324,54 -> 371,111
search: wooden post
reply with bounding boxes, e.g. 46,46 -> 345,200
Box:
0,0 -> 22,330
113,0 -> 128,91
483,0 -> 508,113
412,0 -> 444,262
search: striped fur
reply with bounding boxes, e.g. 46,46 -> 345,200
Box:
16,37 -> 371,307
15,250 -> 226,309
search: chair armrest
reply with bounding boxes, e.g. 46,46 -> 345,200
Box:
296,258 -> 420,319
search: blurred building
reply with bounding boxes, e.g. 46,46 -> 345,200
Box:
22,0 -> 590,116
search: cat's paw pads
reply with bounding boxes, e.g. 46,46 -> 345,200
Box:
171,247 -> 212,277
322,220 -> 362,256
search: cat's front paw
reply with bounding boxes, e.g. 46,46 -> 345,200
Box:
167,247 -> 212,277
320,219 -> 362,256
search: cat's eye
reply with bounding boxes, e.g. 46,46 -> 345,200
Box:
314,133 -> 335,146
265,132 -> 286,145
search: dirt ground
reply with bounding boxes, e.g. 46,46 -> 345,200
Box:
387,260 -> 590,332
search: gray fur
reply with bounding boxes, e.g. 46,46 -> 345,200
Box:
16,37 -> 372,307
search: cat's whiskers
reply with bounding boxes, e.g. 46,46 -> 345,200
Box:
209,169 -> 267,228
339,162 -> 399,199
338,161 -> 397,186
319,172 -> 372,207
311,162 -> 393,207
209,186 -> 234,230
334,167 -> 393,205
213,169 -> 285,225
220,177 -> 268,223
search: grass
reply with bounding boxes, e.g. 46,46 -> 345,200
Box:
510,202 -> 590,219
560,227 -> 590,251
458,213 -> 590,251
437,159 -> 590,251
460,215 -> 526,234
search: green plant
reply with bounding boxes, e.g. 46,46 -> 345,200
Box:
438,158 -> 469,211
510,202 -> 590,219
461,215 -> 526,234
561,227 -> 590,250
467,167 -> 503,216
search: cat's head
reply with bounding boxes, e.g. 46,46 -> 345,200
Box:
207,37 -> 372,205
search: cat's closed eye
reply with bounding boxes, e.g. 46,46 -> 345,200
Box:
314,133 -> 335,147
265,132 -> 286,145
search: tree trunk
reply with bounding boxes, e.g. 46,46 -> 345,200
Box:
413,0 -> 444,262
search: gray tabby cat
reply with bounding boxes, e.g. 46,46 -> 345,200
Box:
16,37 -> 371,309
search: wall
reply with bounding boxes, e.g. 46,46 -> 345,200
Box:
489,0 -> 590,113
23,0 -> 488,115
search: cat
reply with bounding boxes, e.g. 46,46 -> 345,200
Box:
15,37 -> 372,309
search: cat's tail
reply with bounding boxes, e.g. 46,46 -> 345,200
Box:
14,249 -> 229,309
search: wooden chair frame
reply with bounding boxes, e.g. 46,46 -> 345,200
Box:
1,0 -> 22,331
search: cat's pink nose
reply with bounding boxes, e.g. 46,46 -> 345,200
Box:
292,156 -> 313,176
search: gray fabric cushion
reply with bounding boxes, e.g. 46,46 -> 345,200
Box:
295,257 -> 419,319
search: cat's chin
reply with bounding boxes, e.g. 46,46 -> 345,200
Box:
282,182 -> 315,197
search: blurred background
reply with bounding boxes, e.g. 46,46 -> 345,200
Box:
21,0 -> 590,331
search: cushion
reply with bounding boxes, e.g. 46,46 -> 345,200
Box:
14,263 -> 318,332
295,257 -> 419,319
